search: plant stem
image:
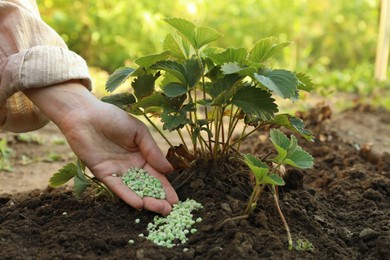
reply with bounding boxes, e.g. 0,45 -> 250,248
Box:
227,123 -> 263,151
236,124 -> 248,151
244,184 -> 265,215
271,185 -> 293,250
143,114 -> 173,148
176,129 -> 188,151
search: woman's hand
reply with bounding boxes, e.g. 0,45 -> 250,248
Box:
25,81 -> 178,216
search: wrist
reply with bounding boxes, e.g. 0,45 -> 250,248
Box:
24,81 -> 98,130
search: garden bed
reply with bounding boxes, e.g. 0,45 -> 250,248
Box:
0,104 -> 389,259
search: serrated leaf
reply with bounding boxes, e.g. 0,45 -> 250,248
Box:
208,47 -> 247,65
101,92 -> 136,110
132,73 -> 160,99
265,174 -> 286,186
284,149 -> 314,169
132,92 -> 168,110
295,72 -> 314,92
254,69 -> 298,99
163,17 -> 222,50
163,17 -> 196,45
221,62 -> 256,76
231,87 -> 277,121
152,60 -> 187,85
272,114 -> 314,141
269,129 -> 314,169
135,51 -> 171,68
74,176 -> 90,197
152,59 -> 202,88
49,163 -> 77,187
269,129 -> 290,163
163,33 -> 195,60
161,104 -> 194,131
248,37 -> 291,63
207,74 -> 242,101
105,67 -> 135,92
162,82 -> 187,97
73,161 -> 90,197
193,26 -> 223,49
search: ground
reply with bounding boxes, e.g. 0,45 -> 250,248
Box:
0,103 -> 389,259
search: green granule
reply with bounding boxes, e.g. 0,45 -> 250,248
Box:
121,168 -> 166,199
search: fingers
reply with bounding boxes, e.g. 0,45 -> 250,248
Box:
101,175 -> 144,209
136,125 -> 173,175
143,197 -> 172,216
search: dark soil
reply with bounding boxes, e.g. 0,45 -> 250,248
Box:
0,104 -> 389,260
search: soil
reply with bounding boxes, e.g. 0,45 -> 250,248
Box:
0,104 -> 389,260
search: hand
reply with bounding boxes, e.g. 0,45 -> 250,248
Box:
25,82 -> 179,216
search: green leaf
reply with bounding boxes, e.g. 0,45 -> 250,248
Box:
131,73 -> 160,99
295,72 -> 314,92
152,60 -> 187,84
74,176 -> 90,197
265,174 -> 285,186
272,114 -> 315,141
163,17 -> 222,50
152,59 -> 202,88
244,154 -> 284,185
269,129 -> 290,163
49,163 -> 77,187
254,69 -> 298,99
248,37 -> 291,63
74,161 -> 90,197
163,32 -> 195,60
221,62 -> 256,76
101,92 -> 136,110
135,51 -> 171,68
269,129 -> 314,169
284,149 -> 314,169
207,47 -> 247,65
163,17 -> 196,46
231,87 -> 277,121
162,82 -> 187,97
207,74 -> 242,101
105,67 -> 135,92
161,104 -> 194,131
194,26 -> 223,49
132,92 -> 168,110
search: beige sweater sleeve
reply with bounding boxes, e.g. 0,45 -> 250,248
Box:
0,0 -> 92,132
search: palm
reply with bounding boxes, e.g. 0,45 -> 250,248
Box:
60,101 -> 178,215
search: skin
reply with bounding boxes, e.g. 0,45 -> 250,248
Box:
24,80 -> 179,216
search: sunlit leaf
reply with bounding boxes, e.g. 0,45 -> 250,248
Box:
231,87 -> 277,121
135,51 -> 171,68
163,17 -> 196,46
248,37 -> 291,63
221,62 -> 256,76
208,47 -> 247,65
152,60 -> 187,85
105,67 -> 135,92
284,149 -> 314,169
295,72 -> 314,92
255,69 -> 298,99
163,33 -> 195,60
49,163 -> 77,187
163,17 -> 222,50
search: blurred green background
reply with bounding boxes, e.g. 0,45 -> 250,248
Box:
38,0 -> 389,109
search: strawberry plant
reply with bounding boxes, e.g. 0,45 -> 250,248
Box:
243,129 -> 314,249
103,17 -> 314,166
